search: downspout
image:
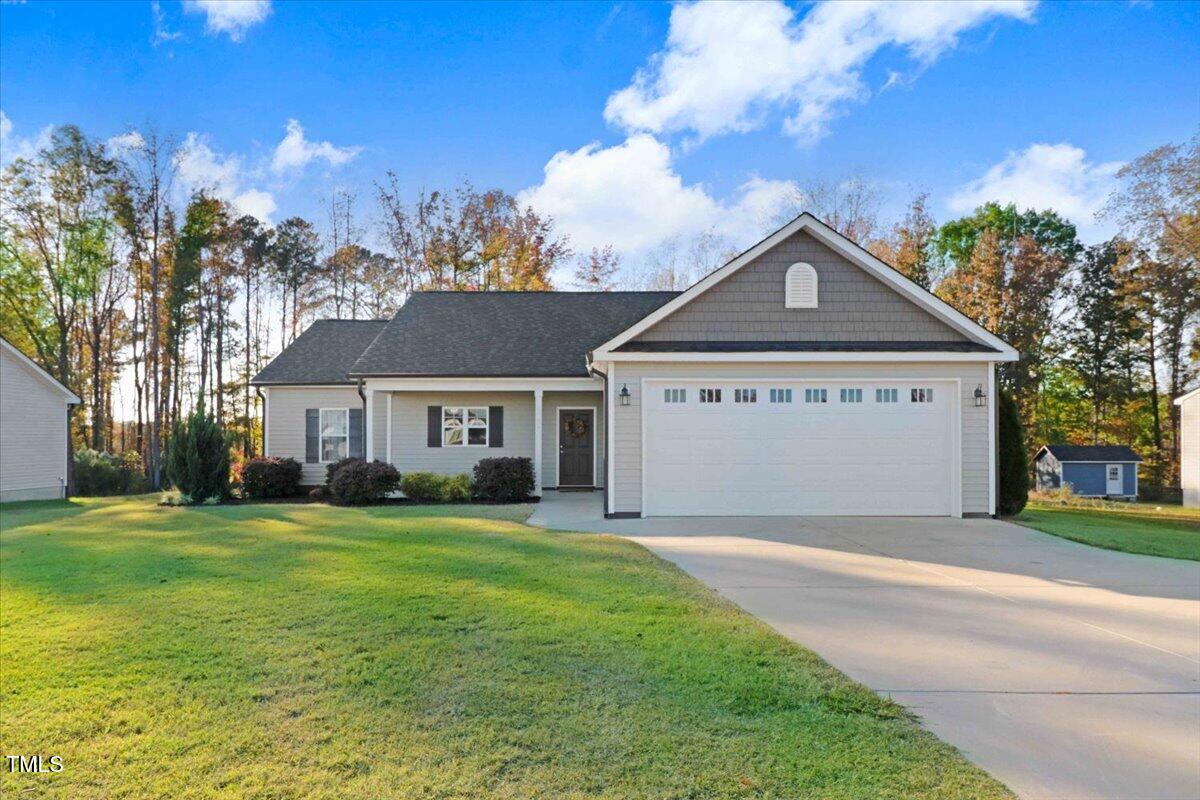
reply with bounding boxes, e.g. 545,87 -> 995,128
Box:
255,388 -> 267,456
356,378 -> 367,458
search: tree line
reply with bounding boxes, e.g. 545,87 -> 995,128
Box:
1,125 -> 1195,493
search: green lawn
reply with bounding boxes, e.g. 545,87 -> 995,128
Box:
0,497 -> 1010,799
1015,501 -> 1200,560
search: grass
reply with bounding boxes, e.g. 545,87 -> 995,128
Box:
0,496 -> 1010,799
1015,498 -> 1200,560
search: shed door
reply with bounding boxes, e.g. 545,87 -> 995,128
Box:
1106,464 -> 1123,495
643,380 -> 958,517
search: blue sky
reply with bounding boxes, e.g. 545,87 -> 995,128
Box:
2,0 -> 1198,277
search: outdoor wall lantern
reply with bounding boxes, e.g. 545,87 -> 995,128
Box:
973,384 -> 987,407
619,384 -> 631,406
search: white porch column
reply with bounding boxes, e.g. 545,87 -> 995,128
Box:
365,388 -> 375,461
385,393 -> 393,465
533,389 -> 543,496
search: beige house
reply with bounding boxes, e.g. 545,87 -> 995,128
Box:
1176,387 -> 1199,508
252,213 -> 1018,518
1,337 -> 80,502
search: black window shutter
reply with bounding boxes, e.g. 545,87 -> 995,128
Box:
427,406 -> 442,447
305,409 -> 319,463
348,408 -> 363,459
489,406 -> 503,448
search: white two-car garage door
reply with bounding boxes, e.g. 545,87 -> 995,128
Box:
643,380 -> 959,517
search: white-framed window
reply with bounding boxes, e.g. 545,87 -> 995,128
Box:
700,388 -> 722,403
804,388 -> 827,404
664,388 -> 687,404
911,388 -> 934,403
443,406 -> 488,446
875,388 -> 899,403
734,388 -> 757,403
1108,465 -> 1120,481
769,388 -> 793,404
785,262 -> 818,308
319,408 -> 349,462
840,388 -> 863,404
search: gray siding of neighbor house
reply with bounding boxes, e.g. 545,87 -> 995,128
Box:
1061,462 -> 1137,497
610,361 -> 993,516
380,392 -> 534,476
0,347 -> 70,502
635,230 -> 969,343
264,386 -> 363,485
542,391 -> 604,488
1182,393 -> 1198,508
1035,452 -> 1062,491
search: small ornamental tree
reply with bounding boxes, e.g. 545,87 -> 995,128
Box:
997,388 -> 1029,516
165,401 -> 231,504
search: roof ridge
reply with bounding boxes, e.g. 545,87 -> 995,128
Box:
410,290 -> 679,295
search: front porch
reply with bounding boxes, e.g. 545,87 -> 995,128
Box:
361,379 -> 605,493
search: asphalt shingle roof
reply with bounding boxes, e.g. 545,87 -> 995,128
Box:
1039,444 -> 1143,463
349,291 -> 679,378
251,319 -> 389,385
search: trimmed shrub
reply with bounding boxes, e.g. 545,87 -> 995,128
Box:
164,401 -> 231,504
471,457 -> 534,502
444,473 -> 471,503
242,457 -> 303,499
328,459 -> 400,505
401,472 -> 448,503
997,389 -> 1029,517
325,457 -> 361,486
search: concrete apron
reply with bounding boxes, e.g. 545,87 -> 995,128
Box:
528,491 -> 1200,800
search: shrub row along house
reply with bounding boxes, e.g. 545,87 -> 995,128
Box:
251,213 -> 1019,518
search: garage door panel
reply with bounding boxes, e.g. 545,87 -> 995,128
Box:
644,381 -> 956,517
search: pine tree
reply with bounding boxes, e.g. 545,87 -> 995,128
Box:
164,400 -> 230,503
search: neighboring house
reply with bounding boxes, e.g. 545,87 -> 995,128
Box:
1034,444 -> 1142,499
1177,387 -> 1199,508
252,213 -> 1019,518
1,336 -> 81,502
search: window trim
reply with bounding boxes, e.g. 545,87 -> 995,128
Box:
318,407 -> 350,464
443,405 -> 490,447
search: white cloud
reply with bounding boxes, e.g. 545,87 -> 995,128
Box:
605,0 -> 1036,145
949,143 -> 1124,242
175,132 -> 276,222
184,0 -> 271,43
0,111 -> 54,166
270,119 -> 361,175
519,134 -> 797,255
152,1 -> 181,45
105,130 -> 146,156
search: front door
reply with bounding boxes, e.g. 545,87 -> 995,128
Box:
558,409 -> 594,487
1106,464 -> 1123,495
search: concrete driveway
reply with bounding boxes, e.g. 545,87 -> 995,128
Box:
529,492 -> 1200,800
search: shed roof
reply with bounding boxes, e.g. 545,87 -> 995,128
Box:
1038,444 -> 1143,463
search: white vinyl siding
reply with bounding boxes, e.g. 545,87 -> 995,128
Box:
611,361 -> 992,516
0,347 -> 71,501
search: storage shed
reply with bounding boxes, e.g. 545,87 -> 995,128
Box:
1034,444 -> 1141,499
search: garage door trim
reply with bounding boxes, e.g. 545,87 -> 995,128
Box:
639,377 -> 962,518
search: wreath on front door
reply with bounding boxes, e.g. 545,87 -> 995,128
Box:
566,417 -> 589,439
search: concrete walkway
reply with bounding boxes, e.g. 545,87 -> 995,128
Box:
529,491 -> 1200,800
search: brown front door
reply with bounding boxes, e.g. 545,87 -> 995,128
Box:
558,409 -> 594,487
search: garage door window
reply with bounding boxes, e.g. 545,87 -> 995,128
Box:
875,388 -> 898,403
769,388 -> 793,403
911,388 -> 935,403
804,388 -> 827,404
734,388 -> 757,403
663,388 -> 687,403
839,388 -> 863,403
700,388 -> 722,403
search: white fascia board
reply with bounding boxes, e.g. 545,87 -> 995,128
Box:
1,338 -> 81,403
593,350 -> 1017,363
362,376 -> 601,392
590,213 -> 1019,360
1174,386 -> 1200,405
